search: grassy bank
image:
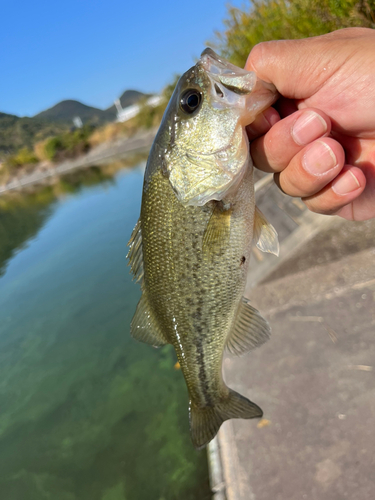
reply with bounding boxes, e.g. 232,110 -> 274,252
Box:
0,79 -> 176,183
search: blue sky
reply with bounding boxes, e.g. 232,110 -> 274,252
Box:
1,0 -> 245,117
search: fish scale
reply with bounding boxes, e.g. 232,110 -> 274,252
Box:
141,168 -> 253,406
127,48 -> 279,449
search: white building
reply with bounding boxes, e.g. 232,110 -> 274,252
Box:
115,95 -> 163,123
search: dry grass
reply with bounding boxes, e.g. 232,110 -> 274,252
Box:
88,120 -> 139,148
34,139 -> 52,162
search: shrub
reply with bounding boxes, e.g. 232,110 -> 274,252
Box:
5,148 -> 39,169
43,124 -> 95,162
44,136 -> 64,161
212,0 -> 375,67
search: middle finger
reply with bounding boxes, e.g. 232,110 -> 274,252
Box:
274,138 -> 345,198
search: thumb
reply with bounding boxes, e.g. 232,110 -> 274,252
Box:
245,29 -> 362,100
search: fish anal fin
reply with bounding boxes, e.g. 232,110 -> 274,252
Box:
131,293 -> 169,347
202,203 -> 232,255
127,218 -> 144,282
226,297 -> 271,356
189,389 -> 262,449
253,206 -> 279,256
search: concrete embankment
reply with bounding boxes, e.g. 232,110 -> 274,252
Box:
209,178 -> 375,500
0,128 -> 157,195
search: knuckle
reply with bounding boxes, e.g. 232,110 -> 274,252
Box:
246,43 -> 264,71
303,197 -> 339,216
278,165 -> 307,196
247,40 -> 276,72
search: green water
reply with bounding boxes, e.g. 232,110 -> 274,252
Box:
0,164 -> 210,500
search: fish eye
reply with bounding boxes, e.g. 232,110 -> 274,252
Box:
180,89 -> 202,114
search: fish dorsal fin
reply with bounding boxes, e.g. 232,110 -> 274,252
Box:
202,203 -> 232,255
253,206 -> 279,256
226,297 -> 271,356
131,293 -> 169,347
127,218 -> 144,283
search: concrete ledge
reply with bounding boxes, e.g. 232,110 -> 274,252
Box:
217,219 -> 375,500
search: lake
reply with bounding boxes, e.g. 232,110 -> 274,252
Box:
0,162 -> 211,500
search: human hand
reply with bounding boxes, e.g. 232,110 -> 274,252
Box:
246,28 -> 375,221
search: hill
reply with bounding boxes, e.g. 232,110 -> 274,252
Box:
0,112 -> 67,156
34,100 -> 110,125
34,91 -> 146,125
117,89 -> 146,108
105,89 -> 146,117
0,90 -> 146,157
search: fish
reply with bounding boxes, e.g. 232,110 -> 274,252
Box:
127,48 -> 279,450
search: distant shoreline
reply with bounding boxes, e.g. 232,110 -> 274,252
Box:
0,128 -> 157,196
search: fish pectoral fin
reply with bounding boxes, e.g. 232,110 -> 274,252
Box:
131,293 -> 169,347
127,218 -> 144,283
202,204 -> 232,255
189,389 -> 262,449
226,297 -> 271,356
253,206 -> 279,256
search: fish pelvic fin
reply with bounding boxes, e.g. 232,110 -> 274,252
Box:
226,297 -> 271,356
202,203 -> 232,256
253,206 -> 279,256
189,389 -> 263,450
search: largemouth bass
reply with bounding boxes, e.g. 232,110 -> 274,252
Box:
128,48 -> 279,449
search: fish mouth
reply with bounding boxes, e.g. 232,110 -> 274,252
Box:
199,48 -> 257,95
199,48 -> 277,107
200,48 -> 250,77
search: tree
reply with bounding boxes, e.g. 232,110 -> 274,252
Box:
212,0 -> 375,67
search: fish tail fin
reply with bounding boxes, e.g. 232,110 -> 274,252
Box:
189,389 -> 263,450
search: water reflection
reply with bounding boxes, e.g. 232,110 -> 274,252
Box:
0,159 -> 210,500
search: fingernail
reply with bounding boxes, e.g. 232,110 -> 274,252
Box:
263,107 -> 279,127
332,170 -> 361,195
292,111 -> 328,146
302,141 -> 337,175
247,108 -> 278,136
